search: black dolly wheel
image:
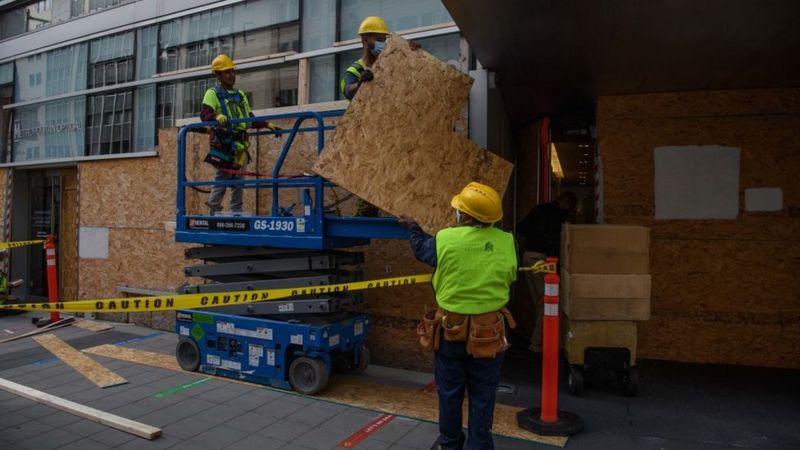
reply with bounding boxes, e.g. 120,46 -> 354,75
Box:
289,357 -> 330,395
176,336 -> 201,372
621,366 -> 639,397
567,365 -> 584,396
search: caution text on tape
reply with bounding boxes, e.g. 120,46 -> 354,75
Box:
1,274 -> 433,313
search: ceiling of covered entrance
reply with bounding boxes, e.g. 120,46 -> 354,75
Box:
443,0 -> 800,127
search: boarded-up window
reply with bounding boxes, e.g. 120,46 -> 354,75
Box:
654,145 -> 740,219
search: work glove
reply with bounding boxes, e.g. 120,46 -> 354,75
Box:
359,69 -> 374,83
215,114 -> 228,127
266,122 -> 282,138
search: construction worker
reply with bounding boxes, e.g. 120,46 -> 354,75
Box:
201,54 -> 279,216
517,191 -> 576,352
340,15 -> 421,101
399,182 -> 517,450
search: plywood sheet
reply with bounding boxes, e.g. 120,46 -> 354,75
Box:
33,334 -> 127,388
60,168 -> 79,303
596,88 -> 800,369
84,344 -> 566,446
313,36 -> 513,234
73,319 -> 114,332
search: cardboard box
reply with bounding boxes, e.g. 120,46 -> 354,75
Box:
565,320 -> 637,365
561,224 -> 650,274
561,270 -> 651,321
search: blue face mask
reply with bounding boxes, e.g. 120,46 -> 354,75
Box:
371,40 -> 386,57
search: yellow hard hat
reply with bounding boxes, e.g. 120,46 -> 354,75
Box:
451,182 -> 503,224
211,54 -> 235,73
358,16 -> 389,35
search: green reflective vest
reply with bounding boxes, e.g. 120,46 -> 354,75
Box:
339,59 -> 367,100
432,226 -> 517,314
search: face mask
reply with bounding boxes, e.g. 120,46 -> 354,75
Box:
371,40 -> 386,57
454,210 -> 463,224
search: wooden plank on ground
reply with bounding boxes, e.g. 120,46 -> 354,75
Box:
0,377 -> 161,439
0,317 -> 75,344
83,344 -> 567,447
73,319 -> 114,332
312,35 -> 514,234
33,334 -> 127,388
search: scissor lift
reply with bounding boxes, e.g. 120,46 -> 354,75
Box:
173,111 -> 407,394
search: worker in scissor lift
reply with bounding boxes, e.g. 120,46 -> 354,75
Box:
399,182 -> 518,450
339,15 -> 420,217
201,54 -> 280,216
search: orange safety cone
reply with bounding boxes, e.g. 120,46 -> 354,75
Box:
45,234 -> 60,323
517,257 -> 582,436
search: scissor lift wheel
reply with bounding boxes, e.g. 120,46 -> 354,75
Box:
289,357 -> 330,395
176,337 -> 200,372
350,345 -> 370,374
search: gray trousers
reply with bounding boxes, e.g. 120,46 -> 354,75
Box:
522,251 -> 547,352
208,168 -> 243,214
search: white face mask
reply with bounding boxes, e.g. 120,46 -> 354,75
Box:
454,209 -> 463,224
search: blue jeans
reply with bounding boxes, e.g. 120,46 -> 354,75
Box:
435,338 -> 505,450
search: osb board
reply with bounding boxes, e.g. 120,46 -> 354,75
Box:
73,319 -> 113,332
60,168 -> 79,303
596,89 -> 800,368
79,228 -> 189,300
313,36 -> 514,234
79,131 -> 175,228
638,312 -> 800,369
366,314 -> 433,372
84,344 -> 566,447
597,87 -> 800,120
33,334 -> 127,388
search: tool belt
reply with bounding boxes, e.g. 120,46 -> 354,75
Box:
416,307 -> 516,358
204,129 -> 249,169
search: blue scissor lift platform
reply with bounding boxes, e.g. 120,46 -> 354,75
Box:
173,111 -> 406,394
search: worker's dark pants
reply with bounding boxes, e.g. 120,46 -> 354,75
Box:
435,338 -> 505,450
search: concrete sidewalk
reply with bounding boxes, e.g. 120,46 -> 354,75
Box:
1,312 -> 798,449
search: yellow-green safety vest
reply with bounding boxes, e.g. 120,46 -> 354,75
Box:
432,225 -> 517,315
339,59 -> 368,100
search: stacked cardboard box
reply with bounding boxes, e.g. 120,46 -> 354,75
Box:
560,224 -> 651,365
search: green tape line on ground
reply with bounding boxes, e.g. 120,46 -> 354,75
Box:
153,377 -> 212,399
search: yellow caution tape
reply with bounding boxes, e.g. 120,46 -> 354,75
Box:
0,274 -> 434,313
518,260 -> 557,274
0,239 -> 45,250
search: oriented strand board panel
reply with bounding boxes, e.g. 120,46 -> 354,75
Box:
84,344 -> 566,447
60,168 -> 79,303
313,36 -> 514,234
33,334 -> 127,388
597,88 -> 800,369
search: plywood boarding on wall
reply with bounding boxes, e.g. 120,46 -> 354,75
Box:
60,169 -> 79,303
596,88 -> 800,369
313,36 -> 514,234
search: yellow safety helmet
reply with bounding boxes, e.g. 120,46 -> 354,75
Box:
451,182 -> 503,224
210,54 -> 235,73
358,16 -> 389,35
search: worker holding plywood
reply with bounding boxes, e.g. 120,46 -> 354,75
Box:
399,182 -> 517,450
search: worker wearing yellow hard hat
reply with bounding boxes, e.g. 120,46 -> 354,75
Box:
398,182 -> 517,449
201,54 -> 280,216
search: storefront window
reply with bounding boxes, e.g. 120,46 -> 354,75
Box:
302,0 -> 335,51
339,0 -> 452,40
12,97 -> 86,162
85,90 -> 133,155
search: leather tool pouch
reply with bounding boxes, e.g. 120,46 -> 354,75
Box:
442,311 -> 469,342
467,307 -> 516,359
417,309 -> 443,351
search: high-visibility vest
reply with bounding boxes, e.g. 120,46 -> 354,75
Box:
339,59 -> 368,100
432,226 -> 517,315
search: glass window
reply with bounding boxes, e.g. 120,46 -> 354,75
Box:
11,97 -> 86,162
15,44 -> 87,102
302,0 -> 336,51
0,63 -> 13,85
335,33 -> 459,100
88,31 -> 135,89
85,90 -> 133,155
71,0 -> 131,18
137,25 -> 159,79
134,85 -> 155,151
308,55 -> 336,103
339,0 -> 452,40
